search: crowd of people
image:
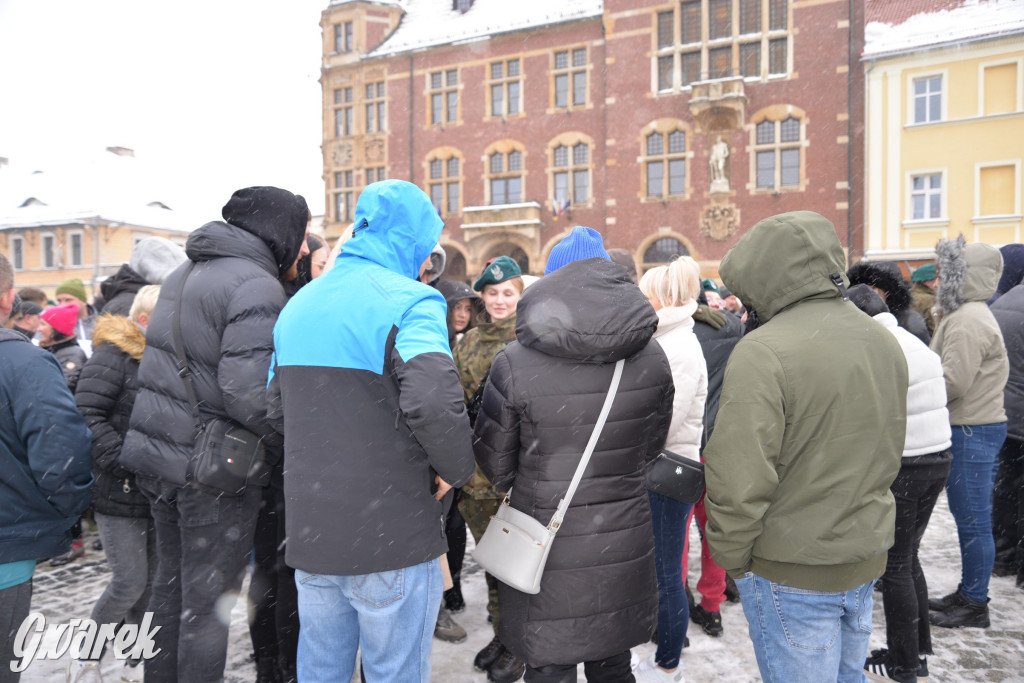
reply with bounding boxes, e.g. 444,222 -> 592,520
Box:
1,180 -> 1022,683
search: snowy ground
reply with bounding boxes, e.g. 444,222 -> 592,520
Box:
17,491 -> 1024,682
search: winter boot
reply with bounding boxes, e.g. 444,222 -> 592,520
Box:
690,604 -> 723,637
474,636 -> 505,672
929,593 -> 990,628
50,538 -> 85,567
255,656 -> 281,683
928,585 -> 968,612
487,649 -> 526,683
434,607 -> 467,643
444,584 -> 465,613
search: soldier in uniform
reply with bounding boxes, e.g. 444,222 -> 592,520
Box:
911,262 -> 939,336
452,255 -> 527,683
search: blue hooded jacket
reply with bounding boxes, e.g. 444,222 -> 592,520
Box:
269,180 -> 475,576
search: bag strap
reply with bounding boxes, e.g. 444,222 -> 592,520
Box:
171,262 -> 202,438
509,358 -> 623,532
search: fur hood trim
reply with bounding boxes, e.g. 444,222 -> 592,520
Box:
91,313 -> 146,361
847,260 -> 911,317
935,236 -> 1002,315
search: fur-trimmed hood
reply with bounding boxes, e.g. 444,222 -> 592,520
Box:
91,313 -> 146,361
935,236 -> 1003,315
847,260 -> 911,317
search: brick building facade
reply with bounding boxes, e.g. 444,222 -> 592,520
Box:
321,0 -> 863,279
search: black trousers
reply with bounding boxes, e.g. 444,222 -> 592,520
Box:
524,651 -> 634,683
881,450 -> 951,674
248,480 -> 299,670
444,488 -> 467,591
993,436 -> 1024,576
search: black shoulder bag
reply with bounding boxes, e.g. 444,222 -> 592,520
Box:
645,449 -> 706,504
172,262 -> 268,496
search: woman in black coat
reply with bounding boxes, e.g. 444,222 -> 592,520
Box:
474,246 -> 673,682
69,286 -> 159,682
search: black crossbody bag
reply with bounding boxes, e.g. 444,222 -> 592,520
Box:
172,262 -> 268,496
645,449 -> 705,504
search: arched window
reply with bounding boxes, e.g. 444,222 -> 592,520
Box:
750,107 -> 806,193
643,237 -> 690,270
485,141 -> 526,205
425,149 -> 462,216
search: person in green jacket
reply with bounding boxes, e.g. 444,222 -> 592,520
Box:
451,255 -> 526,683
703,211 -> 909,683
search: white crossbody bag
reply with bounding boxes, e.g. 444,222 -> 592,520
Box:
472,359 -> 624,594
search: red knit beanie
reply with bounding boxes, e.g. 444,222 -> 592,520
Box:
40,303 -> 79,337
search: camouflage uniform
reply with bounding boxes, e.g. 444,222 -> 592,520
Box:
453,312 -> 517,634
911,282 -> 937,335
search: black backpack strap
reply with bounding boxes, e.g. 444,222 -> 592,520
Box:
171,262 -> 202,438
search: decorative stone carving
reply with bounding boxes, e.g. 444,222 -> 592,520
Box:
709,135 -> 730,193
365,139 -> 385,163
700,202 -> 740,242
330,142 -> 353,167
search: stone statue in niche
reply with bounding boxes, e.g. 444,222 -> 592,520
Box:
709,135 -> 730,193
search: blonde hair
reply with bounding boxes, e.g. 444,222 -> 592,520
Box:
129,284 -> 161,324
640,256 -> 701,308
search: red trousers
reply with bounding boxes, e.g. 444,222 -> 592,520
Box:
681,494 -> 727,613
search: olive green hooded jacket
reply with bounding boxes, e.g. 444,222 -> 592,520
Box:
704,211 -> 909,592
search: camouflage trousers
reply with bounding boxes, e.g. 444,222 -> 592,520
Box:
459,495 -> 502,636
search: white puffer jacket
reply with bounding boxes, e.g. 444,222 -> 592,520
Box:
653,302 -> 708,461
874,312 -> 952,456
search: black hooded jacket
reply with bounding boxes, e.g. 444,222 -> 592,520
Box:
848,260 -> 930,344
121,191 -> 306,487
474,257 -> 673,667
100,264 -> 149,317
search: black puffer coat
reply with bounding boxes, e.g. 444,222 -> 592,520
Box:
121,217 -> 298,486
991,284 -> 1024,441
692,304 -> 742,442
44,337 -> 87,393
74,315 -> 149,517
474,257 -> 673,668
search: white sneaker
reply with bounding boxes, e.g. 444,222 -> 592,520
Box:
633,654 -> 684,683
66,659 -> 103,683
121,660 -> 144,683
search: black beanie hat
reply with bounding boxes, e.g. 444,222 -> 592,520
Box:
847,284 -> 890,317
222,186 -> 309,276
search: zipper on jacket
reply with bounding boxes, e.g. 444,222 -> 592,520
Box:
123,478 -> 131,494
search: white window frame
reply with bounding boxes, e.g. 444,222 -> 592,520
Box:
10,235 -> 24,270
40,232 -> 57,269
974,160 -> 1022,219
67,229 -> 84,267
906,169 -> 947,222
906,70 -> 947,126
977,57 -> 1024,117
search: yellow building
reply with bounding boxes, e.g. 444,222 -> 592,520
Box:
863,0 -> 1024,263
0,148 -> 191,300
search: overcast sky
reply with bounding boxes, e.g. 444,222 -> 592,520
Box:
0,0 -> 330,222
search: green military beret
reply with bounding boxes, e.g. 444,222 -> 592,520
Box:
473,256 -> 522,292
911,263 -> 936,283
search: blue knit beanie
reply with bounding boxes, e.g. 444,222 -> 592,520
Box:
545,226 -> 611,275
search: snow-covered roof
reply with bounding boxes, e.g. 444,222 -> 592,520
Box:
0,150 -> 193,233
864,0 -> 1024,59
365,0 -> 604,58
331,0 -> 404,6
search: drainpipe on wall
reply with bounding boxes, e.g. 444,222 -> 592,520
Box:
846,0 -> 855,268
92,217 -> 101,300
601,22 -> 609,241
409,55 -> 415,183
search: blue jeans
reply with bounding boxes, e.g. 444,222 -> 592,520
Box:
735,573 -> 875,683
947,422 -> 1006,602
295,558 -> 442,683
648,491 -> 694,669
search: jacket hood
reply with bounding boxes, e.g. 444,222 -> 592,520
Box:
936,236 -> 1002,314
847,260 -> 911,316
516,258 -> 658,362
340,180 -> 444,280
129,236 -> 188,285
100,264 -> 148,302
221,186 -> 309,276
720,211 -> 847,323
92,313 -> 146,361
437,279 -> 479,306
185,220 -> 279,276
